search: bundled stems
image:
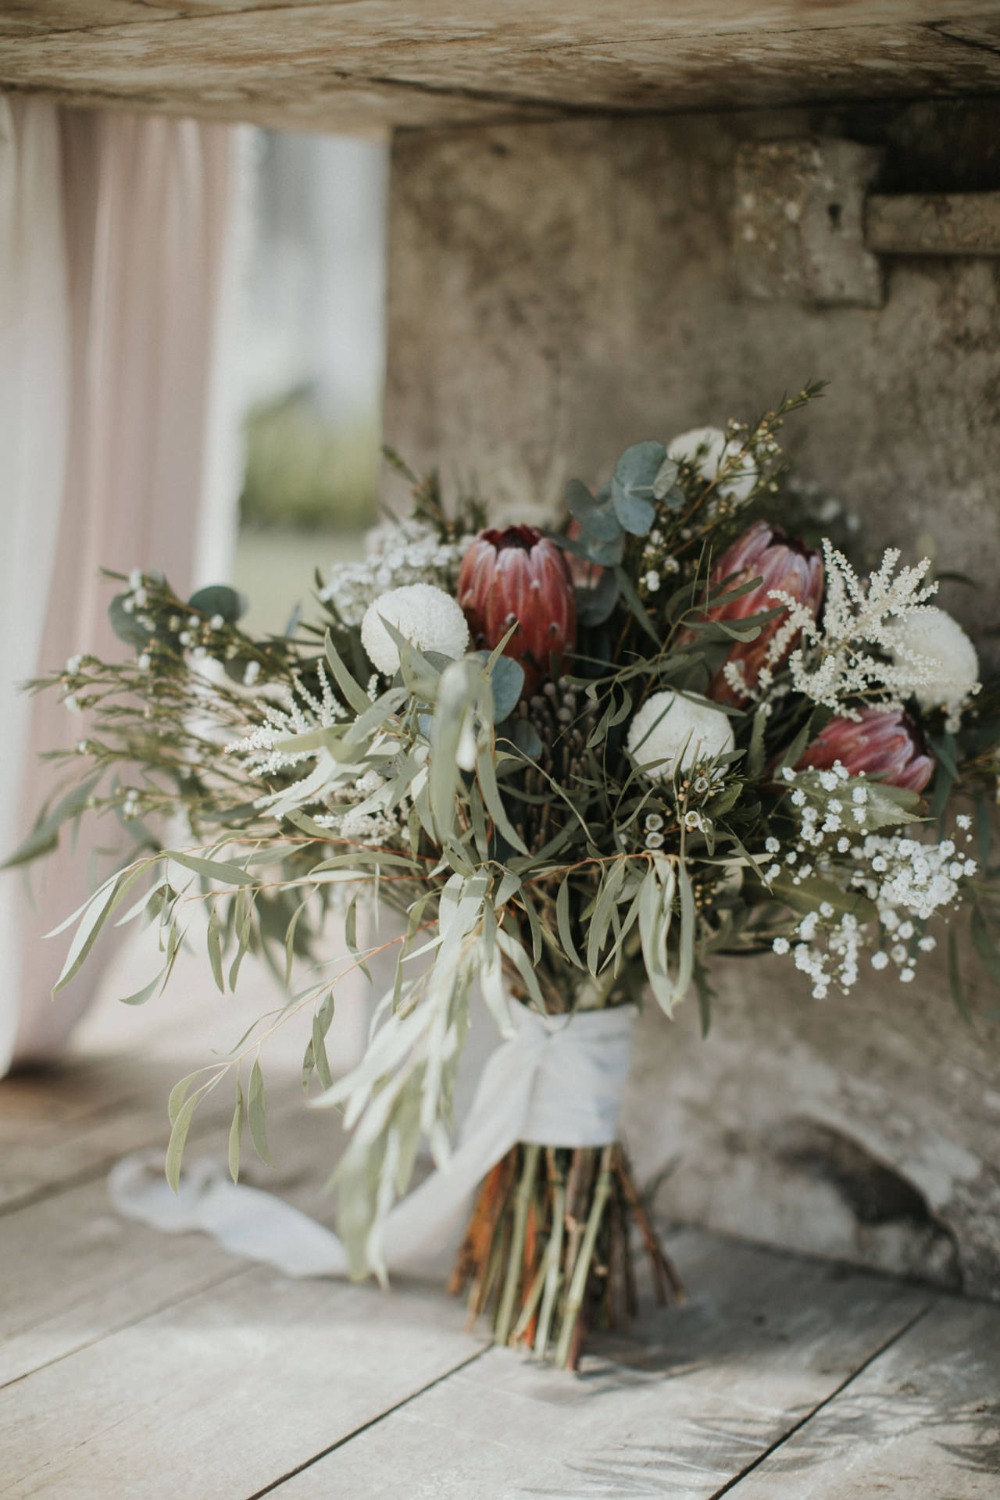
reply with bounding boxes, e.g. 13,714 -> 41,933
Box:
451,1140 -> 682,1371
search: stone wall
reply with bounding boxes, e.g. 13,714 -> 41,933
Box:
384,100 -> 1000,1298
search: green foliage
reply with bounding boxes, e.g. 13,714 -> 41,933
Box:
240,391 -> 379,533
18,378 -> 1000,1283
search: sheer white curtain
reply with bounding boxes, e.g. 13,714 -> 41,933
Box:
0,99 -> 246,1075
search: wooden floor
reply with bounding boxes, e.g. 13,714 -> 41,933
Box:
2,976 -> 999,1499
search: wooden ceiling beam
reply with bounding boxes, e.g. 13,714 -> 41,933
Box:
2,3 -> 999,134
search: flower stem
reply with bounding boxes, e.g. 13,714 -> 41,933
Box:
554,1144 -> 614,1369
495,1143 -> 540,1347
534,1155 -> 565,1359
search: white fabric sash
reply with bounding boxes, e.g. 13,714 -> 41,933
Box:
109,1003 -> 636,1280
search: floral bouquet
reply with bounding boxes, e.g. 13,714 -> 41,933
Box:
14,387 -> 1000,1369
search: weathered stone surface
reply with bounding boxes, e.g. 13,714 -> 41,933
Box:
384,104 -> 1000,1294
867,190 -> 1000,256
3,3 -> 1000,133
621,957 -> 1000,1299
386,105 -> 1000,641
733,138 -> 885,306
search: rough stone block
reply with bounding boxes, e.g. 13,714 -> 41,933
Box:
732,136 -> 884,306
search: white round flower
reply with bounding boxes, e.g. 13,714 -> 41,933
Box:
361,583 -> 470,675
627,692 -> 735,781
667,426 -> 757,504
885,606 -> 979,717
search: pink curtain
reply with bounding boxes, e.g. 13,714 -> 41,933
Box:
1,100 -> 244,1072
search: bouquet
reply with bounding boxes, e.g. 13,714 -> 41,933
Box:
15,386 -> 1000,1369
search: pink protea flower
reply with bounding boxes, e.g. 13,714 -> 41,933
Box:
457,525 -> 577,695
796,706 -> 935,793
700,521 -> 823,706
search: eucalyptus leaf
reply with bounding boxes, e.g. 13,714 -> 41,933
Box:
165,1093 -> 201,1193
566,478 -> 622,544
612,442 -> 667,535
108,593 -> 156,649
188,584 -> 247,624
170,850 -> 257,888
228,1079 -> 243,1183
652,456 -> 680,499
248,1059 -> 273,1167
490,656 -> 525,723
576,567 -> 619,627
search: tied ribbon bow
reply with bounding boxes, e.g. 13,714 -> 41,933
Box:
109,1004 -> 637,1280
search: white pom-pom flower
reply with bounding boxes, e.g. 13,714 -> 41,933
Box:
667,426 -> 757,505
361,584 -> 470,675
627,692 -> 735,781
885,605 -> 979,720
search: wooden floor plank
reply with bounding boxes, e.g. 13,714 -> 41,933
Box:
270,1232 -> 933,1500
726,1297 -> 1000,1498
0,1268 -> 485,1499
0,1175 -> 249,1388
0,1059 -> 233,1215
0,1046 -> 366,1391
4,968 -> 992,1498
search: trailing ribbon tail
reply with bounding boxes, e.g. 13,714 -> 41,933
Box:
108,1004 -> 637,1281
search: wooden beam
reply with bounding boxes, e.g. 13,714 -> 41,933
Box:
2,4 -> 1000,133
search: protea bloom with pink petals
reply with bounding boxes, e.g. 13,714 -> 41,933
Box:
700,521 -> 823,705
796,706 -> 935,793
457,525 -> 577,695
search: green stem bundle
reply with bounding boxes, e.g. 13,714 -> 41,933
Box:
449,1141 -> 683,1370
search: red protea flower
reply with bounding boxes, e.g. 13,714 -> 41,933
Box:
458,525 -> 577,695
796,706 -> 935,793
700,521 -> 823,706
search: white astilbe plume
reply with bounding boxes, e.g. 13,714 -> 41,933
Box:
226,664 -> 412,835
778,541 -> 939,719
225,662 -> 346,777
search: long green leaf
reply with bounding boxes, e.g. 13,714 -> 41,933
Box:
53,867 -> 146,993
170,850 -> 256,888
228,1078 -> 243,1183
476,743 -> 528,856
248,1059 -> 273,1167
207,906 -> 226,993
325,631 -> 372,714
165,1094 -> 200,1192
556,878 -> 585,969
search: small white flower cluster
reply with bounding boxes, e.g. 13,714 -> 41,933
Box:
319,520 -> 471,627
762,763 -> 976,998
638,528 -> 681,597
225,663 -> 346,777
781,541 -> 943,719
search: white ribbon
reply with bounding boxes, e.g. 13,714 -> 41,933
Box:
109,1003 -> 636,1280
